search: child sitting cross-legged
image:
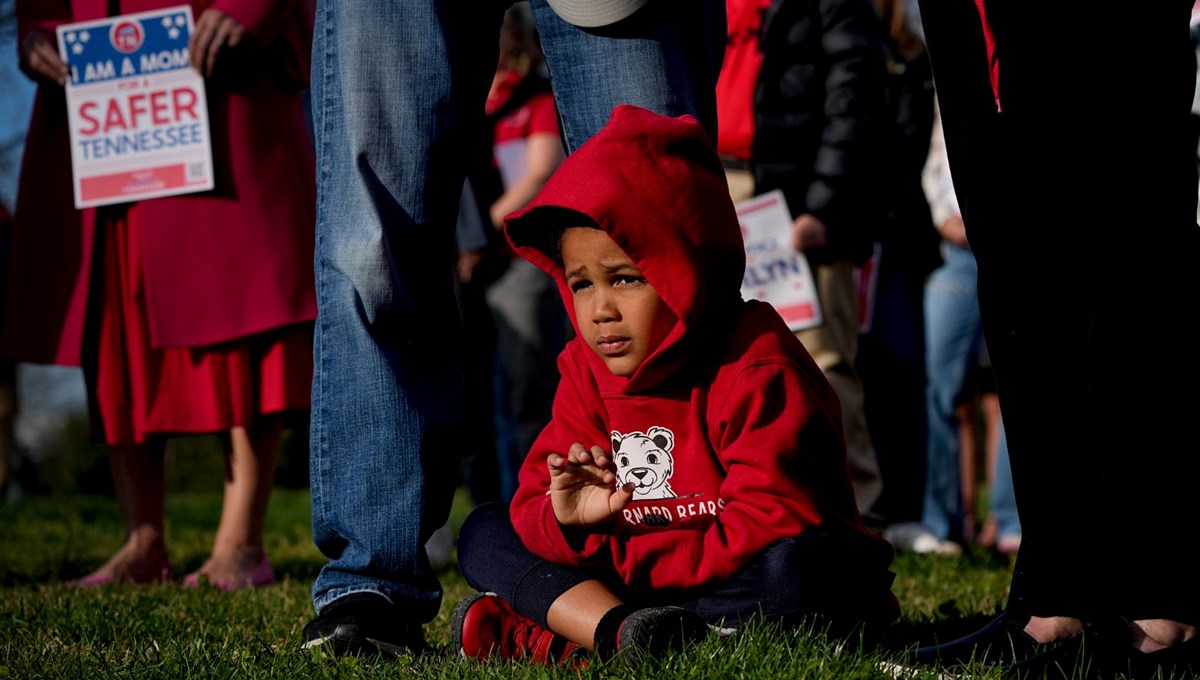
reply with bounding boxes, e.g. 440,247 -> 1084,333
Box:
451,104 -> 901,667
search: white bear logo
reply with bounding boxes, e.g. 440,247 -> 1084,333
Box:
611,426 -> 676,499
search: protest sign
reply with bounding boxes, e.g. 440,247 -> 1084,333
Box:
57,5 -> 213,208
736,189 -> 822,332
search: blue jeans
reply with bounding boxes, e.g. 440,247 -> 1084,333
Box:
922,243 -> 1019,540
309,0 -> 724,619
990,426 -> 1019,537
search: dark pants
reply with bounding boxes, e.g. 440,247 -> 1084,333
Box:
858,256 -> 930,527
457,503 -> 899,634
918,0 -> 1200,624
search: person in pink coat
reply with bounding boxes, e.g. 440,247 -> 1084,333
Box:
4,0 -> 316,589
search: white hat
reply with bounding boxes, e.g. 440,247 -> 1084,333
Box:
545,0 -> 650,27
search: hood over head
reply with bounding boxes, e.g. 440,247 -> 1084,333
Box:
505,104 -> 746,390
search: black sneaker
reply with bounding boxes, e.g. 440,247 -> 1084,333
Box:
616,606 -> 710,667
302,592 -> 427,657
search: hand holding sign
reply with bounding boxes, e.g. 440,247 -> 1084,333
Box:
57,5 -> 215,208
189,9 -> 247,78
792,213 -> 828,252
20,32 -> 69,86
736,190 -> 823,332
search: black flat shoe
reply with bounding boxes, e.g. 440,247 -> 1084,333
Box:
999,617 -> 1200,680
1108,633 -> 1200,680
907,611 -> 1099,671
910,611 -> 1053,667
999,630 -> 1100,680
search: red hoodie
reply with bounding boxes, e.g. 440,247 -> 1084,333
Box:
504,105 -> 890,592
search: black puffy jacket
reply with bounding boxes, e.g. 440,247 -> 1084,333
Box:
752,0 -> 888,265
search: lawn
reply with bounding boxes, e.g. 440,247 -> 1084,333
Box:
0,487 -> 1090,679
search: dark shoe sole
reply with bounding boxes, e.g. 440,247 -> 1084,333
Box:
911,611 -> 1042,667
301,591 -> 427,658
618,606 -> 710,667
303,622 -> 420,657
450,591 -> 497,658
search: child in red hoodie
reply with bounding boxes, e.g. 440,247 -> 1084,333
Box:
451,104 -> 899,667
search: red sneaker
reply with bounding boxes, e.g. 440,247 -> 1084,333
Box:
451,592 -> 585,666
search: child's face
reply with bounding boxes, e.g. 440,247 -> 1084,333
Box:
561,227 -> 674,378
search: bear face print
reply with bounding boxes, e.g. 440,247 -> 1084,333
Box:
611,426 -> 676,500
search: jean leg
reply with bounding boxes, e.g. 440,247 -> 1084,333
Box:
529,0 -> 725,152
309,0 -> 504,618
989,423 -> 1021,537
921,245 -> 980,540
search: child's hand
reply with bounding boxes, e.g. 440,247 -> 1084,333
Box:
547,443 -> 635,526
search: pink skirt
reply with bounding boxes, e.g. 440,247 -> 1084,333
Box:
91,205 -> 313,445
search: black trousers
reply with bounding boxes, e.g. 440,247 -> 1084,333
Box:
918,0 -> 1200,624
457,502 -> 899,633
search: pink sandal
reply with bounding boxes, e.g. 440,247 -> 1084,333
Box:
66,560 -> 174,587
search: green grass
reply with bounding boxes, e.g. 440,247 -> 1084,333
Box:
0,489 -> 1125,679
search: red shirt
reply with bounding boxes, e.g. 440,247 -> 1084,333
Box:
487,68 -> 560,189
715,0 -> 770,161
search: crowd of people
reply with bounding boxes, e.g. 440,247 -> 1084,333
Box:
0,0 -> 1196,677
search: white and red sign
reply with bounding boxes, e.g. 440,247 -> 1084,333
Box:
58,6 -> 213,208
736,190 -> 822,332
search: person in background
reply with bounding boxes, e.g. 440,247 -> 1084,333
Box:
885,102 -> 1018,557
0,0 -> 36,502
301,0 -> 725,657
4,0 -> 316,589
440,3 -> 568,564
714,0 -> 766,203
853,0 -> 941,537
453,179 -> 505,510
954,343 -> 1019,553
481,4 -> 567,501
714,0 -> 890,518
753,0 -> 889,518
909,2 -> 1200,677
451,105 -> 899,666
